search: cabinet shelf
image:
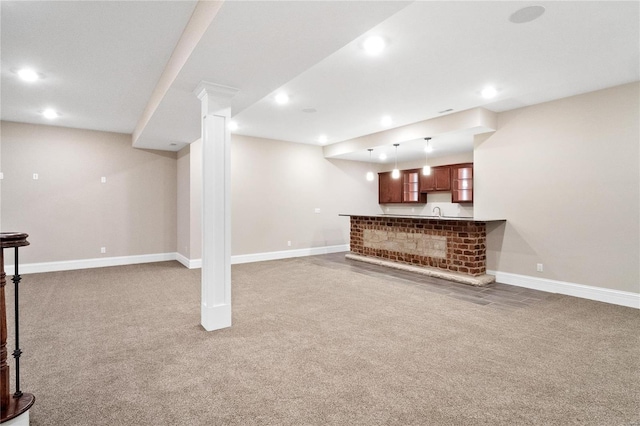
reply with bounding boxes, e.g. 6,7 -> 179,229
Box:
451,163 -> 473,203
379,169 -> 426,204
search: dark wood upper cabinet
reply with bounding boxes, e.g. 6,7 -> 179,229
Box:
420,166 -> 451,192
378,171 -> 402,204
379,170 -> 426,204
451,163 -> 473,203
379,163 -> 471,204
402,169 -> 427,203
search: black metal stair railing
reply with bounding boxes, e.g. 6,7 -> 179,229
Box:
0,232 -> 35,422
12,246 -> 23,398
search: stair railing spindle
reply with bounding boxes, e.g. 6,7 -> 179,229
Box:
12,246 -> 22,398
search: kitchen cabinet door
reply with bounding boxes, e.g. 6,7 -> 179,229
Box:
420,166 -> 451,192
451,163 -> 473,203
378,172 -> 402,203
402,169 -> 426,203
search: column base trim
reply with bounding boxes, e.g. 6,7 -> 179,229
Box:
201,303 -> 231,331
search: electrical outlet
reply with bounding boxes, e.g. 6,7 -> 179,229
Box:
101,247 -> 106,254
0,172 -> 4,180
314,208 -> 321,214
536,263 -> 543,272
33,173 -> 39,180
287,241 -> 291,247
101,176 -> 107,183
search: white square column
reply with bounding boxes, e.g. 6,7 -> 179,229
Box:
194,82 -> 238,331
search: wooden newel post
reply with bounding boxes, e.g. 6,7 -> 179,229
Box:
1,232 -> 35,423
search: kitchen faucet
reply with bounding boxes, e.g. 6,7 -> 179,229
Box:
433,206 -> 442,217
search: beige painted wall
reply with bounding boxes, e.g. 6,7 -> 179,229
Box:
475,82 -> 639,294
230,134 -> 380,255
0,121 -> 177,264
179,137 -> 475,259
176,139 -> 202,261
189,139 -> 202,259
177,145 -> 190,258
8,82 -> 636,298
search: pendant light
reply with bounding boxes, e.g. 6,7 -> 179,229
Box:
422,137 -> 432,176
366,149 -> 374,181
391,143 -> 400,179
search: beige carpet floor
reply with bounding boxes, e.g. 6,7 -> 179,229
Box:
4,257 -> 639,425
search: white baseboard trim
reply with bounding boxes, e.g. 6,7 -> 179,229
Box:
230,244 -> 349,265
488,269 -> 639,309
4,245 -> 350,275
175,253 -> 201,269
173,244 -> 349,269
5,249 -> 636,309
5,252 -> 176,275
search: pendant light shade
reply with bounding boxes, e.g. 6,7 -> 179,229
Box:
366,148 -> 374,181
422,137 -> 432,176
392,143 -> 400,179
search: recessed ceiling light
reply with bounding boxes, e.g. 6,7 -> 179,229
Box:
17,68 -> 40,82
363,36 -> 386,55
275,93 -> 289,104
317,135 -> 328,144
380,116 -> 392,127
481,86 -> 498,99
228,121 -> 239,131
509,5 -> 545,24
42,109 -> 58,119
379,153 -> 387,161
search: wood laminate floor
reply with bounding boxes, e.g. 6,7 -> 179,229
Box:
306,252 -> 560,311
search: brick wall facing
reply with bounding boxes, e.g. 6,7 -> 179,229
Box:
350,216 -> 487,276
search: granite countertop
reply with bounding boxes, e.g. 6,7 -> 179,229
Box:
339,213 -> 506,222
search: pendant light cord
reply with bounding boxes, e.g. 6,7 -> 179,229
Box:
393,143 -> 399,169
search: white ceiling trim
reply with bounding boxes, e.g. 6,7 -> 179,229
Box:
324,107 -> 496,163
132,1 -> 223,147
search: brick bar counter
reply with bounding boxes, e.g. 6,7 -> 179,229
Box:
340,214 -> 506,286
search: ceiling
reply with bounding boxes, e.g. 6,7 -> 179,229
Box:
2,1 -> 639,164
0,0 -> 198,134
